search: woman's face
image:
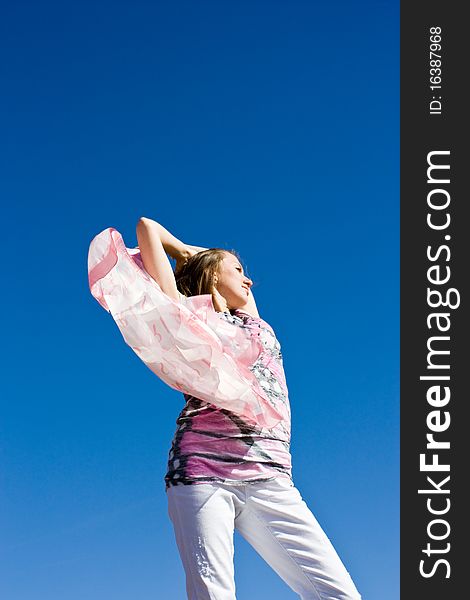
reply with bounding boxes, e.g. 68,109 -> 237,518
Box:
214,252 -> 253,310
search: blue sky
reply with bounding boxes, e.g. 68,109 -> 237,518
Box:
1,1 -> 399,598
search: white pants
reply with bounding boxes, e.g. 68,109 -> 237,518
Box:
167,477 -> 361,600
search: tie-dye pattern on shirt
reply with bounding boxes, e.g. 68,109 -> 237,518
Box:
165,309 -> 292,489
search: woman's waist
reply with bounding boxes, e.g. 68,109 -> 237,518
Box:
176,412 -> 291,442
175,428 -> 291,445
170,428 -> 291,461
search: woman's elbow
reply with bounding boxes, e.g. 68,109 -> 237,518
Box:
137,217 -> 159,233
137,216 -> 150,228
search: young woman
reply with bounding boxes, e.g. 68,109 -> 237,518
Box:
87,217 -> 361,600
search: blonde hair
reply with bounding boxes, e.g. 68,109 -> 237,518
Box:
175,248 -> 241,297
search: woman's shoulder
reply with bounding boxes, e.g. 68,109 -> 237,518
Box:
232,309 -> 276,334
232,308 -> 260,320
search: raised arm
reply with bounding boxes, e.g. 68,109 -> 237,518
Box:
135,217 -> 259,316
136,217 -> 194,302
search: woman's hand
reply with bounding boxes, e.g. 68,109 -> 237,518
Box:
175,244 -> 208,273
186,244 -> 208,256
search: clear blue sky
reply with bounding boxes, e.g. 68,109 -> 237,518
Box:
0,1 -> 399,598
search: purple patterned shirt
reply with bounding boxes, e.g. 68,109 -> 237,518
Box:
165,309 -> 292,489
